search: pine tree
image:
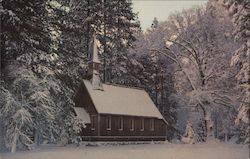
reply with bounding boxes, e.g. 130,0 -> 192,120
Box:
1,0 -> 140,152
220,0 -> 250,144
1,0 -> 51,61
99,0 -> 140,83
0,0 -> 86,151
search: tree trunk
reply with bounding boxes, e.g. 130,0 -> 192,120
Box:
34,129 -> 39,146
86,0 -> 90,57
103,0 -> 107,83
225,133 -> 228,142
199,105 -> 214,141
11,132 -> 18,153
103,58 -> 106,83
214,115 -> 218,138
205,111 -> 214,141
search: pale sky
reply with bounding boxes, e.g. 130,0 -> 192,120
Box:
132,0 -> 208,30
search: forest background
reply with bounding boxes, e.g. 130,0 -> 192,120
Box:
0,0 -> 249,152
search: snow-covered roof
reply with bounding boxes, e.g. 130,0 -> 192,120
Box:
73,107 -> 91,123
82,79 -> 164,119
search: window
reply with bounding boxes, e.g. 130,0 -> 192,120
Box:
91,115 -> 96,130
140,118 -> 144,131
150,119 -> 154,131
130,118 -> 134,131
118,117 -> 123,131
106,116 -> 111,130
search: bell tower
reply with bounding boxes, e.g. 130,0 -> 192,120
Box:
87,32 -> 103,90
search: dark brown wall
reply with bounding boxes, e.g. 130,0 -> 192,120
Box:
74,81 -> 98,115
99,114 -> 166,137
74,81 -> 99,137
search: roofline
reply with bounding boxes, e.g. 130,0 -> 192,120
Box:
82,79 -> 145,91
102,82 -> 145,91
80,80 -> 100,114
99,113 -> 162,119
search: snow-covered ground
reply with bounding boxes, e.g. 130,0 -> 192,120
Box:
1,143 -> 249,159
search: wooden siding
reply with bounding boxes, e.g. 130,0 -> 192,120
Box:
74,81 -> 98,115
81,114 -> 167,141
75,81 -> 167,141
74,82 -> 99,137
99,115 -> 166,137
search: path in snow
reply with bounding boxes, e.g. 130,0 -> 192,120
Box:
1,143 -> 249,159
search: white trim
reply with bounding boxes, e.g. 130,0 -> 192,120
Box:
91,115 -> 96,130
140,118 -> 144,131
106,115 -> 111,130
150,118 -> 154,131
130,118 -> 134,131
98,114 -> 100,136
118,117 -> 123,131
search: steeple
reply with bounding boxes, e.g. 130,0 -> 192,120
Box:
87,32 -> 103,90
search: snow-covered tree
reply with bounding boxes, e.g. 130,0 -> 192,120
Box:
112,24 -> 177,140
0,86 -> 33,152
181,121 -> 199,144
153,4 -> 240,141
219,0 -> 250,144
0,0 -> 140,152
0,0 -> 86,151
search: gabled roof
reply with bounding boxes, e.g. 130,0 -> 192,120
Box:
73,107 -> 91,123
82,79 -> 164,119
